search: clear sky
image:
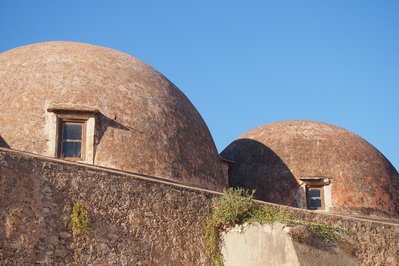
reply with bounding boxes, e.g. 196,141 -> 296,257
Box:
1,1 -> 398,170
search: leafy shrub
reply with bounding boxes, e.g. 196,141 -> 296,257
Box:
307,222 -> 340,243
245,205 -> 288,224
212,187 -> 254,226
205,188 -> 254,265
205,187 -> 345,266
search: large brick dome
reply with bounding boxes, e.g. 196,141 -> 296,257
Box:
221,120 -> 399,217
0,41 -> 227,190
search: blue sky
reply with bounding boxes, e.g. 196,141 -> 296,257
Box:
1,1 -> 398,170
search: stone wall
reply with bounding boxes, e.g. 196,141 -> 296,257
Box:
0,148 -> 217,265
0,148 -> 398,265
280,205 -> 399,265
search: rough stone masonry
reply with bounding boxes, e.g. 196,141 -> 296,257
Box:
0,148 -> 398,265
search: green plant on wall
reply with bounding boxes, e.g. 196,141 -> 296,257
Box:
70,202 -> 89,237
307,222 -> 341,243
205,188 -> 258,266
205,187 -> 344,266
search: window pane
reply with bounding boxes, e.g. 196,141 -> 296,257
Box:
62,142 -> 82,158
308,189 -> 321,198
63,124 -> 82,140
309,198 -> 322,208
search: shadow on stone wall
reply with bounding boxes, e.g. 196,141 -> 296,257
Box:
0,134 -> 10,148
385,159 -> 399,216
220,138 -> 299,206
95,113 -> 131,145
93,113 -> 132,160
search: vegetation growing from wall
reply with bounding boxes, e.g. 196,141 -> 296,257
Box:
70,202 -> 89,237
70,202 -> 89,262
205,188 -> 345,266
307,222 -> 341,243
205,188 -> 255,265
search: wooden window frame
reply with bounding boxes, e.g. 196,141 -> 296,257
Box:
306,185 -> 325,210
57,118 -> 87,161
48,106 -> 98,163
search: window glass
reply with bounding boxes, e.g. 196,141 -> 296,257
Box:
308,189 -> 320,198
309,198 -> 322,208
59,121 -> 84,160
307,187 -> 324,210
62,142 -> 82,158
63,124 -> 82,140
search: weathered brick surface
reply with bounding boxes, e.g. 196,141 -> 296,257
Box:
0,42 -> 227,191
221,120 -> 399,217
0,148 -> 398,265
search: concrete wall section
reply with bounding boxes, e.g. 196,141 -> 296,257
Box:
222,223 -> 300,266
222,223 -> 357,266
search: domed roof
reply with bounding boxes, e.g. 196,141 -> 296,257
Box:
221,120 -> 399,217
0,41 -> 227,190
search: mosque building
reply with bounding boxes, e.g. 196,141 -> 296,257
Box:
1,41 -> 398,218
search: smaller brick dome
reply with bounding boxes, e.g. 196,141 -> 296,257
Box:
221,120 -> 399,217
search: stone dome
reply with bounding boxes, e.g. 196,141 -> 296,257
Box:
221,120 -> 399,217
0,41 -> 227,190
